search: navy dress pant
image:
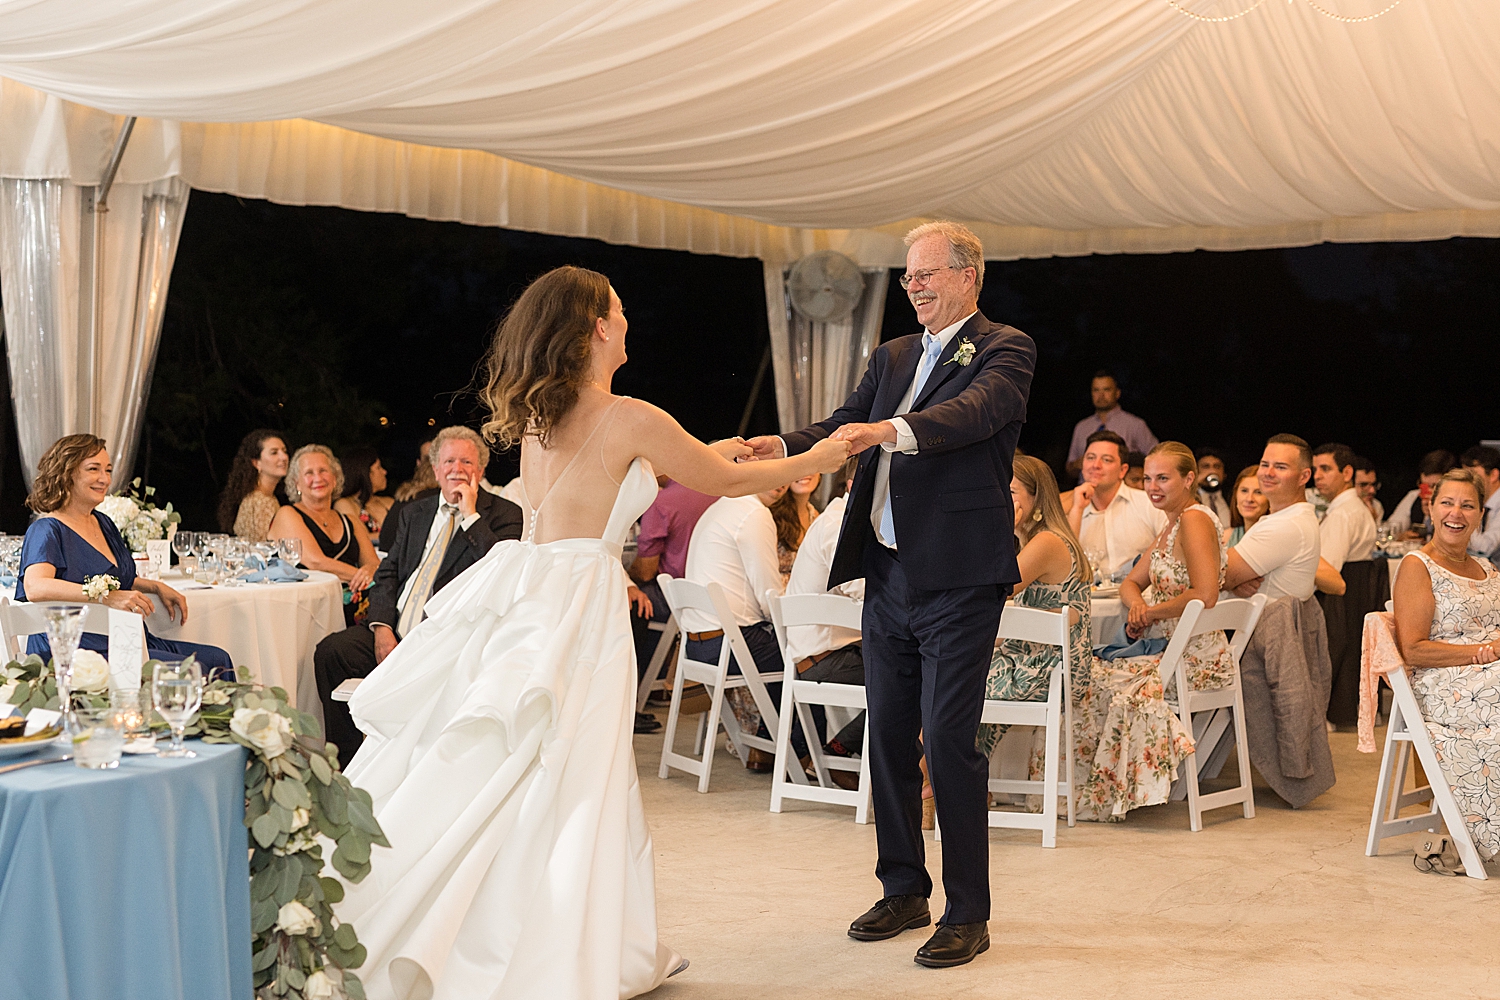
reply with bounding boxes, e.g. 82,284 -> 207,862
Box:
862,543 -> 1005,926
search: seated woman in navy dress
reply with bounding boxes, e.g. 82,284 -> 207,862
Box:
16,434 -> 234,680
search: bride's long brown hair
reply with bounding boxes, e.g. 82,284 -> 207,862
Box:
480,266 -> 612,449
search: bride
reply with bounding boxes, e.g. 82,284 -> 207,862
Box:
335,265 -> 849,1000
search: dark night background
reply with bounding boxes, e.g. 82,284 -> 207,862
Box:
1,191 -> 1494,530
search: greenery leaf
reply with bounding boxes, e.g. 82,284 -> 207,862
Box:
251,896 -> 278,934
251,812 -> 281,849
343,970 -> 368,999
320,877 -> 344,904
253,943 -> 279,972
334,923 -> 358,951
307,751 -> 332,786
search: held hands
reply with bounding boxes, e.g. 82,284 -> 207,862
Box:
829,421 -> 896,456
743,436 -> 785,461
710,437 -> 753,463
809,437 -> 853,472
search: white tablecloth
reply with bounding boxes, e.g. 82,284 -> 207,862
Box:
1091,596 -> 1124,645
146,571 -> 345,723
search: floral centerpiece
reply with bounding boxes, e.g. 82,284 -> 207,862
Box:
95,478 -> 181,554
5,653 -> 383,1000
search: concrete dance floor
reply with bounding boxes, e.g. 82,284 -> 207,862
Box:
637,727 -> 1497,1000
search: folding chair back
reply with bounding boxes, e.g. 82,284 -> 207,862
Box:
1160,594 -> 1266,831
768,592 -> 870,823
0,598 -> 147,668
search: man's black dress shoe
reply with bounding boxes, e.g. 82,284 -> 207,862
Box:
633,712 -> 662,734
914,921 -> 989,968
847,895 -> 931,941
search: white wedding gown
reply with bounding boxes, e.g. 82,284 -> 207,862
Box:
337,444 -> 679,999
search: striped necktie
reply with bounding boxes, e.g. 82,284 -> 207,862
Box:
397,504 -> 458,638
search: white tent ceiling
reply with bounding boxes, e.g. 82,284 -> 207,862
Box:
2,0 -> 1499,264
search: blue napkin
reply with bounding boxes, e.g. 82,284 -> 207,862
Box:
1093,621 -> 1169,662
240,557 -> 308,584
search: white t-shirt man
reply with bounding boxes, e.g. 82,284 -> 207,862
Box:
1232,501 -> 1321,601
1319,487 -> 1377,571
677,495 -> 782,634
783,495 -> 865,664
1078,484 -> 1167,580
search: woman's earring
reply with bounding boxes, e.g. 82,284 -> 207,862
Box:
1033,510 -> 1042,522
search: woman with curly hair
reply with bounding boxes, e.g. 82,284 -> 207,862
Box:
335,265 -> 848,998
216,429 -> 288,540
17,434 -> 234,679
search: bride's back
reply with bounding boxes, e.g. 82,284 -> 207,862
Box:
517,392 -> 639,544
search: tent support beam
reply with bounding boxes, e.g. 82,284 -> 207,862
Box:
87,115 -> 135,433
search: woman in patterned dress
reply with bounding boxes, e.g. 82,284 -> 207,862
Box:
1076,441 -> 1234,821
1392,468 -> 1500,861
976,456 -> 1092,758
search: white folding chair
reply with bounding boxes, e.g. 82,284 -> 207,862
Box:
1366,653 -> 1488,880
767,592 -> 871,823
656,575 -> 785,792
0,597 -> 147,666
635,612 -> 679,713
1163,594 -> 1266,832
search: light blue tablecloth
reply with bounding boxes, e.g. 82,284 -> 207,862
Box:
0,740 -> 251,1000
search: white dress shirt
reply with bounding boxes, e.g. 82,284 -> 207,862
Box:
783,495 -> 865,663
1319,487 -> 1377,570
1384,487 -> 1424,536
1077,484 -> 1167,579
678,495 -> 783,634
1469,489 -> 1500,560
1233,501 -> 1321,602
392,501 -> 480,618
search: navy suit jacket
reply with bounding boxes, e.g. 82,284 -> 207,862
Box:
782,311 -> 1035,592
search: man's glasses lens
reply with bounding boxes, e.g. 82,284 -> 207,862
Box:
899,267 -> 952,289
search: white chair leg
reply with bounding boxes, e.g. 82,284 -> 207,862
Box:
1365,716 -> 1408,857
1063,694 -> 1076,829
1183,744 -> 1204,833
770,676 -> 798,814
1232,680 -> 1255,819
1040,698 -> 1060,849
658,661 -> 688,780
636,615 -> 676,714
698,678 -> 730,794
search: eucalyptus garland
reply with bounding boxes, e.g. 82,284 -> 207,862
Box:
5,654 -> 386,1000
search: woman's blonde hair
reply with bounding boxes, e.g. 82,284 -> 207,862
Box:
284,444 -> 343,503
1012,455 -> 1090,582
479,266 -> 612,450
27,434 -> 108,513
1435,467 -> 1487,507
1145,440 -> 1198,482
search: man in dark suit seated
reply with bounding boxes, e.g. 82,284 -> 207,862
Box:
315,426 -> 523,767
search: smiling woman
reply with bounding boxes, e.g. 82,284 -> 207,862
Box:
267,444 -> 380,626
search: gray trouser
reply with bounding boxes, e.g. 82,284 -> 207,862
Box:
800,643 -> 865,751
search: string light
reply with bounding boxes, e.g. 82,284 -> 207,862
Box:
1166,0 -> 1401,24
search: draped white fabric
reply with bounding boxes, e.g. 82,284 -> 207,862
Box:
1,1 -> 1499,261
0,176 -> 188,487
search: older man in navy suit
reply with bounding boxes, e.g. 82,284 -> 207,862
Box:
749,221 -> 1035,969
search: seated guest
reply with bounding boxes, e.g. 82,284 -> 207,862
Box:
1353,456 -> 1384,524
1391,467 -> 1500,862
268,445 -> 381,626
1461,445 -> 1500,561
975,456 -> 1092,760
18,434 -> 233,679
784,459 -> 864,778
217,429 -> 288,541
1065,370 -> 1158,481
1076,442 -> 1231,821
1223,435 -> 1329,601
1223,465 -> 1267,549
313,427 -> 523,766
680,489 -> 791,771
1387,449 -> 1458,539
1064,429 -> 1166,580
379,435 -> 442,553
335,446 -> 395,539
769,474 -> 819,581
1312,442 -> 1377,573
1194,447 -> 1233,526
1122,451 -> 1146,490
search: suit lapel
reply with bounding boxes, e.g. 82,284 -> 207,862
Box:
874,338 -> 924,420
912,314 -> 984,411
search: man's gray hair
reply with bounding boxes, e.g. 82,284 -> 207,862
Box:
433,425 -> 491,470
904,220 -> 985,292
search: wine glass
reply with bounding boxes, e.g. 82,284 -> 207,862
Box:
42,605 -> 87,735
222,550 -> 246,586
278,537 -> 303,567
152,659 -> 202,758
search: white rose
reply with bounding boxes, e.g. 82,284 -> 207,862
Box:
290,806 -> 311,832
229,707 -> 295,758
201,687 -> 230,706
304,969 -> 336,1000
272,830 -> 318,857
275,900 -> 319,936
69,649 -> 111,694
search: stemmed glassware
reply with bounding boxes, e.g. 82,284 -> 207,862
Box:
278,538 -> 303,567
172,530 -> 195,573
152,659 -> 202,758
42,605 -> 87,735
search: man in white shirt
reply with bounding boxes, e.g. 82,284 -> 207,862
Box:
1224,435 -> 1324,601
1461,445 -> 1500,561
1312,442 -> 1377,571
1065,429 -> 1166,580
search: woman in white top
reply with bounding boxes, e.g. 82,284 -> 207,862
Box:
1392,468 -> 1500,861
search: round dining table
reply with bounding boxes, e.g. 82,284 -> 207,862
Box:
145,569 -> 345,727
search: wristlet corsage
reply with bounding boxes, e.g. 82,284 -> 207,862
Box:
81,574 -> 121,602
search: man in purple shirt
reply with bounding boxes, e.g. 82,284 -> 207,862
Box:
1065,370 -> 1158,481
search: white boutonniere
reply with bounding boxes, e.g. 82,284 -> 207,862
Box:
944,337 -> 976,367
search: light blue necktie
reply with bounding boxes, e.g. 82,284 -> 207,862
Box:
879,333 -> 945,546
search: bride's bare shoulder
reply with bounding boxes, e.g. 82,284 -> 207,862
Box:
614,396 -> 676,432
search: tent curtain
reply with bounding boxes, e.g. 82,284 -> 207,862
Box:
0,176 -> 189,489
764,261 -> 888,435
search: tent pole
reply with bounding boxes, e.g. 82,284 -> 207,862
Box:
89,116 -> 136,435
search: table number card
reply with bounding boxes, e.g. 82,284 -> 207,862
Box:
108,609 -> 147,689
145,540 -> 171,579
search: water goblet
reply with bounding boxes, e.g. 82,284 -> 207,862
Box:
152,660 -> 202,758
42,605 -> 87,733
222,551 -> 246,586
278,537 -> 303,567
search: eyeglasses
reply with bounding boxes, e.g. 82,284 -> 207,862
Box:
898,266 -> 958,290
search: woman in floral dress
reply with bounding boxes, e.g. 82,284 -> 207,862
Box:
1392,468 -> 1500,861
976,456 -> 1092,758
1077,441 -> 1234,821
